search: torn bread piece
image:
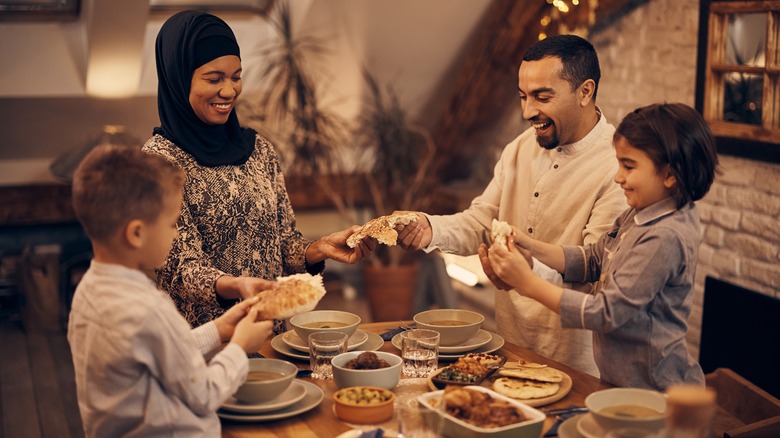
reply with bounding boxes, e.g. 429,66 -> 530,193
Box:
252,273 -> 326,320
346,213 -> 419,248
491,219 -> 512,249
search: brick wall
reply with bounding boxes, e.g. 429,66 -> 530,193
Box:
590,0 -> 780,359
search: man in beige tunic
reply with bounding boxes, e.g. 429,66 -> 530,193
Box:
397,35 -> 626,376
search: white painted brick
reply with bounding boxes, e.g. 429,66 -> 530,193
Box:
697,202 -> 712,222
698,243 -> 716,265
709,208 -> 741,231
741,213 -> 780,241
723,233 -> 778,263
709,250 -> 740,276
726,187 -> 780,216
753,166 -> 780,195
718,157 -> 758,186
702,226 -> 724,248
742,259 -> 780,289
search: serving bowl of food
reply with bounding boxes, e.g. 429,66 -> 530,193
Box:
333,386 -> 395,425
413,309 -> 484,346
585,387 -> 667,433
289,310 -> 361,341
418,386 -> 545,437
233,358 -> 298,404
430,353 -> 506,389
331,351 -> 402,390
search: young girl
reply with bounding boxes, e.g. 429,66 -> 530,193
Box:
487,103 -> 719,390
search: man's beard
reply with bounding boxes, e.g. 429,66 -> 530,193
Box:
536,130 -> 559,150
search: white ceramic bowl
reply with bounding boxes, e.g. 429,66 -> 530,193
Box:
417,386 -> 546,438
289,310 -> 361,342
233,358 -> 298,404
413,309 -> 484,346
331,351 -> 402,390
585,387 -> 667,432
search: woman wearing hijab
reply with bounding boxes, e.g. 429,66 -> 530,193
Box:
143,10 -> 373,333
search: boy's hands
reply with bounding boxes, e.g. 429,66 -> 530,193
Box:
231,304 -> 273,354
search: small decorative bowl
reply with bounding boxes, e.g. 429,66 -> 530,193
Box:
413,308 -> 484,346
333,386 -> 395,425
289,310 -> 361,342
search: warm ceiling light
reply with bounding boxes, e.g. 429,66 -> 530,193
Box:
541,16 -> 551,26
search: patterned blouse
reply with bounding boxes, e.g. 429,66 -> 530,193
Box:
143,133 -> 322,331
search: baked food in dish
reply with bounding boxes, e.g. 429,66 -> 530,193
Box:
252,273 -> 326,319
346,213 -> 418,248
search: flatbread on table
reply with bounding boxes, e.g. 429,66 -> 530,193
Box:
346,213 -> 419,248
252,273 -> 326,320
493,377 -> 560,399
497,366 -> 564,383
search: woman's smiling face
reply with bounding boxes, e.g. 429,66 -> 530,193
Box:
189,55 -> 242,125
613,136 -> 677,209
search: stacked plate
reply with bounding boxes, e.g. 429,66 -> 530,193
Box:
271,329 -> 385,361
390,329 -> 505,360
217,380 -> 324,422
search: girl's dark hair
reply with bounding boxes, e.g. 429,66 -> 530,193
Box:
614,103 -> 720,208
523,34 -> 601,101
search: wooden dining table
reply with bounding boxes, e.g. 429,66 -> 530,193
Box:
221,321 -> 612,437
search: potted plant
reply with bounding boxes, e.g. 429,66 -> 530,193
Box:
237,1 -> 359,221
352,69 -> 437,321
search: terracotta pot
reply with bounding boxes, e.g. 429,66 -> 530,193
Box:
362,262 -> 419,322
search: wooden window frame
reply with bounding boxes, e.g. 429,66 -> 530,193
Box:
695,0 -> 780,163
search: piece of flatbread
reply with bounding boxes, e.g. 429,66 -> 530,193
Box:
516,359 -> 547,368
491,219 -> 512,249
497,366 -> 564,383
493,377 -> 560,399
346,213 -> 419,248
252,273 -> 326,320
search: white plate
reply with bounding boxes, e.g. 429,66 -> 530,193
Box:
282,329 -> 369,352
217,380 -> 323,422
221,380 -> 307,414
391,330 -> 505,360
558,414 -> 586,438
272,330 -> 385,361
576,413 -> 607,438
438,329 -> 492,353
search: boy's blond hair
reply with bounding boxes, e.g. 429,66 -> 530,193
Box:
72,145 -> 185,243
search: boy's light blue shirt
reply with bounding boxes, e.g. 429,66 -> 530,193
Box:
560,197 -> 705,390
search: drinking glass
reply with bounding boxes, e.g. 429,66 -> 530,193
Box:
397,397 -> 445,438
400,329 -> 439,377
308,331 -> 348,379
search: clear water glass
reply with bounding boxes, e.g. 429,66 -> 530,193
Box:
308,331 -> 348,379
400,329 -> 439,378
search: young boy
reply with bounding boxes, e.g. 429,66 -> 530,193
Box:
68,145 -> 273,437
487,103 -> 719,390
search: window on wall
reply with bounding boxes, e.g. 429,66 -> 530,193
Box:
696,0 -> 780,163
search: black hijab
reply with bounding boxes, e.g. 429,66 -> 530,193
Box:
154,10 -> 255,167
